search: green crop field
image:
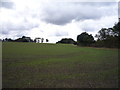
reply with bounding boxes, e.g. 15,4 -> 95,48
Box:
2,42 -> 118,88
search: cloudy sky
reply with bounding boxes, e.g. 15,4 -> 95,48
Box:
0,0 -> 119,43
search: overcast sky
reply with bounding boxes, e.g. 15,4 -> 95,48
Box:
0,0 -> 119,43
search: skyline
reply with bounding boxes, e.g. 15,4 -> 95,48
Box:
0,0 -> 119,43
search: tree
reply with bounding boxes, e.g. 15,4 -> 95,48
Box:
113,21 -> 120,37
22,36 -> 26,39
41,38 -> 44,43
2,39 -> 4,42
34,38 -> 41,43
95,28 -> 118,41
77,32 -> 94,46
56,38 -> 76,44
95,28 -> 108,40
0,39 -> 2,42
5,38 -> 8,41
46,39 -> 49,42
94,22 -> 119,48
15,36 -> 33,42
113,21 -> 120,48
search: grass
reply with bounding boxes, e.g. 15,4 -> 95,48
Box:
2,42 -> 118,88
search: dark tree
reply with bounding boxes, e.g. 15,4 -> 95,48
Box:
56,38 -> 76,44
95,28 -> 108,40
34,38 -> 37,42
41,38 -> 44,43
2,39 -> 5,42
94,21 -> 119,48
22,36 -> 26,39
95,28 -> 118,41
113,21 -> 120,37
46,39 -> 49,42
5,38 -> 8,41
77,32 -> 94,46
34,38 -> 41,43
14,36 -> 33,42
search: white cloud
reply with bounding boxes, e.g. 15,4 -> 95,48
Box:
0,0 -> 118,43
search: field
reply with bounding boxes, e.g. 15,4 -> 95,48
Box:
2,42 -> 118,88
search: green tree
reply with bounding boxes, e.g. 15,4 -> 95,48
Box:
95,22 -> 119,48
95,27 -> 118,41
77,32 -> 94,46
95,28 -> 108,40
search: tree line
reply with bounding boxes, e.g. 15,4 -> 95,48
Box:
56,21 -> 120,48
93,21 -> 119,48
1,36 -> 49,43
1,21 -> 119,48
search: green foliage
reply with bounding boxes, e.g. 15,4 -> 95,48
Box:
95,21 -> 119,48
77,32 -> 94,46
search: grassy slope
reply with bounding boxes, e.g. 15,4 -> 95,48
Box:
2,42 -> 118,88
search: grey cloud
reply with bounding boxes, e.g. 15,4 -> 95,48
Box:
1,30 -> 9,35
43,15 -> 76,25
1,23 -> 39,31
81,26 -> 96,32
1,19 -> 39,34
41,2 -> 117,25
0,0 -> 14,9
72,2 -> 117,6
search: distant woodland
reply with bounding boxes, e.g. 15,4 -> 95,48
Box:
1,21 -> 120,48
